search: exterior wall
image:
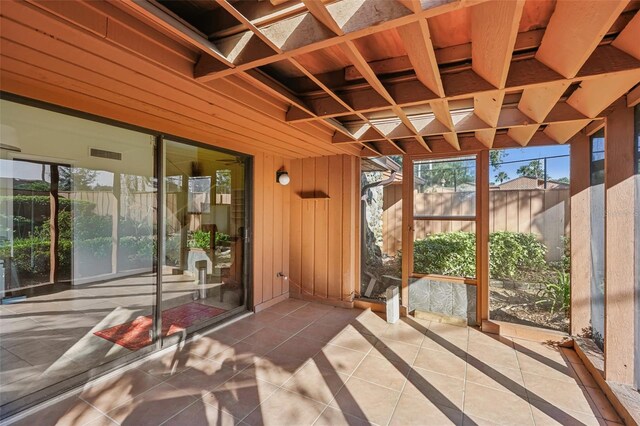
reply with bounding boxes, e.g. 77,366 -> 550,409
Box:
288,155 -> 359,306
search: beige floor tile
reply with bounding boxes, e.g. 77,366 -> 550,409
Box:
389,393 -> 464,426
287,305 -> 331,322
328,329 -> 377,353
530,400 -> 608,426
204,375 -> 279,420
105,382 -> 199,425
138,350 -> 209,380
10,397 -> 103,426
465,361 -> 527,396
282,360 -> 348,404
352,355 -> 409,391
163,399 -> 240,426
420,333 -> 468,354
243,388 -> 326,426
300,321 -> 348,343
523,373 -> 599,415
413,347 -> 467,379
313,406 -> 374,426
467,340 -> 520,370
263,299 -> 309,316
464,382 -> 534,425
350,312 -> 389,337
370,337 -> 421,363
163,363 -> 238,395
265,316 -> 314,334
402,366 -> 465,410
517,351 -> 580,384
79,368 -> 163,413
427,322 -> 469,341
267,335 -> 325,361
379,322 -> 425,347
243,352 -> 306,386
312,344 -> 367,376
241,327 -> 293,350
329,377 -> 400,426
186,333 -> 240,359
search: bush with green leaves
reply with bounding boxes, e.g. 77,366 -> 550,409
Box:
412,231 -> 547,279
413,232 -> 476,277
489,231 -> 546,279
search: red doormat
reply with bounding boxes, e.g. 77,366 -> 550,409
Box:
94,302 -> 227,351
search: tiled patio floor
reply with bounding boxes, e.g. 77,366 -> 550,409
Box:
8,299 -> 622,426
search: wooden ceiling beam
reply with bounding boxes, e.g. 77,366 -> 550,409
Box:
302,0 -> 344,36
515,0 -> 629,148
396,19 -> 445,97
214,0 -> 283,54
566,69 -> 640,118
536,0 -> 629,79
195,0 -> 467,81
470,0 -> 524,89
290,46 -> 640,122
612,10 -> 640,60
544,119 -> 593,144
120,0 -> 232,68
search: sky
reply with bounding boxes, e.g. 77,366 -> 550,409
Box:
490,145 -> 570,183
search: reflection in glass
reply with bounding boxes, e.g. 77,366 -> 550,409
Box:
162,140 -> 247,335
0,99 -> 156,414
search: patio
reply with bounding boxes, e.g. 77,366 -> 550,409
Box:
10,299 -> 620,426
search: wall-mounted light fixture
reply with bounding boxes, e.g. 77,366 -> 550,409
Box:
276,168 -> 290,186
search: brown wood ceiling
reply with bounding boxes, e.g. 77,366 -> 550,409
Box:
128,0 -> 640,157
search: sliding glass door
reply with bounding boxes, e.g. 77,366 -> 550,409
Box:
161,139 -> 249,339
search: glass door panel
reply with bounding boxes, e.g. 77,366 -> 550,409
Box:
162,140 -> 248,336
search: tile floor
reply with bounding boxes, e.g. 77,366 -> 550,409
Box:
4,299 -> 623,426
0,271 -> 241,409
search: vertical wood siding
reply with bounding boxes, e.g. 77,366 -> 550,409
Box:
289,155 -> 359,305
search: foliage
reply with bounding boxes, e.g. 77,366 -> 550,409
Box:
489,150 -> 508,169
413,232 -> 476,277
489,231 -> 547,279
416,159 -> 475,189
494,171 -> 509,184
216,232 -> 231,245
188,230 -> 211,250
0,195 -> 94,212
517,160 -> 544,179
536,271 -> 570,314
411,231 -> 547,280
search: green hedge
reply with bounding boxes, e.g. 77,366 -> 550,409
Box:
412,231 -> 547,279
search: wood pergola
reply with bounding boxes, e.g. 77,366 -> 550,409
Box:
119,0 -> 640,156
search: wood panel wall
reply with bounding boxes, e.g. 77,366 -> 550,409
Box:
252,153 -> 291,311
288,155 -> 359,306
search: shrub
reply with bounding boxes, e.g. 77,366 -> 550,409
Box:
412,231 -> 547,279
188,230 -> 211,250
413,232 -> 475,277
489,231 -> 546,279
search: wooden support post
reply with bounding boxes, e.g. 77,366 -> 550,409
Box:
401,155 -> 413,309
477,150 -> 490,325
604,104 -> 637,385
49,164 -> 59,284
569,132 -> 592,336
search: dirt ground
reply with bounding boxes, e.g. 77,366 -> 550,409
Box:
490,286 -> 569,332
